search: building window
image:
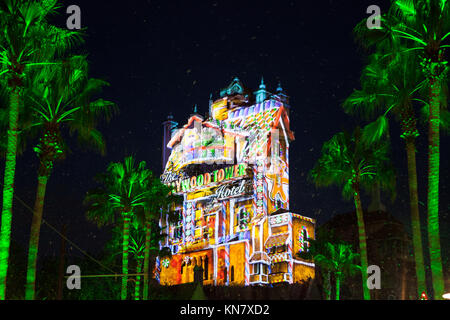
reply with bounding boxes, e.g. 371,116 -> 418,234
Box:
231,266 -> 234,282
173,209 -> 183,241
275,199 -> 282,209
174,226 -> 183,240
271,262 -> 287,274
299,226 -> 310,252
252,263 -> 266,275
224,267 -> 228,283
262,264 -> 268,275
236,207 -> 249,230
204,256 -> 209,280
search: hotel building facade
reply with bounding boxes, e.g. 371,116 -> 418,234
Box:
157,78 -> 315,286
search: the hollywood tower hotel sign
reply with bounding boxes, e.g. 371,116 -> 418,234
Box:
157,78 -> 315,286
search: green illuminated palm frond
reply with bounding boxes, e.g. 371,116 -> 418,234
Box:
0,0 -> 83,81
85,156 -> 153,226
25,55 -> 117,157
310,127 -> 395,200
297,235 -> 361,300
343,50 -> 425,144
389,0 -> 450,52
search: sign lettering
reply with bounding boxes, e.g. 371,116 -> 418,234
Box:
166,163 -> 248,193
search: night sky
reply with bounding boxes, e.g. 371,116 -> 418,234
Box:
6,0 -> 449,264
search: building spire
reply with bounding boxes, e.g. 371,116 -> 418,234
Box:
255,76 -> 267,103
208,94 -> 213,119
191,103 -> 204,120
276,81 -> 283,93
259,76 -> 266,89
275,80 -> 289,104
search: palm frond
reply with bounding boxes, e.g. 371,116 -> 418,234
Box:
361,116 -> 389,144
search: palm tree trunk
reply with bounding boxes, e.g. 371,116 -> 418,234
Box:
142,219 -> 151,300
404,137 -> 427,298
0,90 -> 20,300
335,272 -> 341,300
427,75 -> 444,299
121,215 -> 131,300
324,270 -> 331,300
353,185 -> 370,300
135,259 -> 143,300
25,172 -> 50,300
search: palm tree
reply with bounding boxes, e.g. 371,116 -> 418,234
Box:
310,127 -> 395,300
355,0 -> 449,299
390,0 -> 449,300
139,176 -> 181,300
128,223 -> 145,300
297,233 -> 333,300
103,224 -> 145,300
0,0 -> 81,298
324,243 -> 361,300
0,79 -> 37,160
298,238 -> 360,300
24,56 -> 115,300
129,220 -> 173,300
343,51 -> 428,297
107,218 -> 173,300
84,156 -> 152,300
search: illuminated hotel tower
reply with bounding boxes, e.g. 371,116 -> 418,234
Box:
157,77 -> 315,286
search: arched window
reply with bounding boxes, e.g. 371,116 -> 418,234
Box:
236,207 -> 249,230
204,256 -> 209,280
231,266 -> 234,282
181,262 -> 185,274
299,226 -> 310,252
224,267 -> 228,283
275,199 -> 282,209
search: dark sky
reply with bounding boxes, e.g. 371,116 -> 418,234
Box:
7,0 -> 449,265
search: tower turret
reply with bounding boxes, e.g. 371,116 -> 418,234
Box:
254,77 -> 268,103
275,81 -> 289,104
162,114 -> 178,170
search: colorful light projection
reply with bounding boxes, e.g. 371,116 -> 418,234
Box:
158,79 -> 315,287
169,164 -> 247,194
165,117 -> 238,170
266,159 -> 289,203
299,226 -> 310,253
162,258 -> 170,268
184,202 -> 195,243
269,213 -> 290,227
253,159 -> 266,221
211,98 -> 228,120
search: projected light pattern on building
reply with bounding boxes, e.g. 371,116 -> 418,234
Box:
158,78 -> 315,286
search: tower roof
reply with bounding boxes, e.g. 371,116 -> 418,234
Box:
276,81 -> 283,93
219,77 -> 250,98
259,77 -> 266,89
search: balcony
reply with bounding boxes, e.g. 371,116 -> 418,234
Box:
269,252 -> 289,263
180,145 -> 233,167
269,273 -> 292,284
249,273 -> 269,285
